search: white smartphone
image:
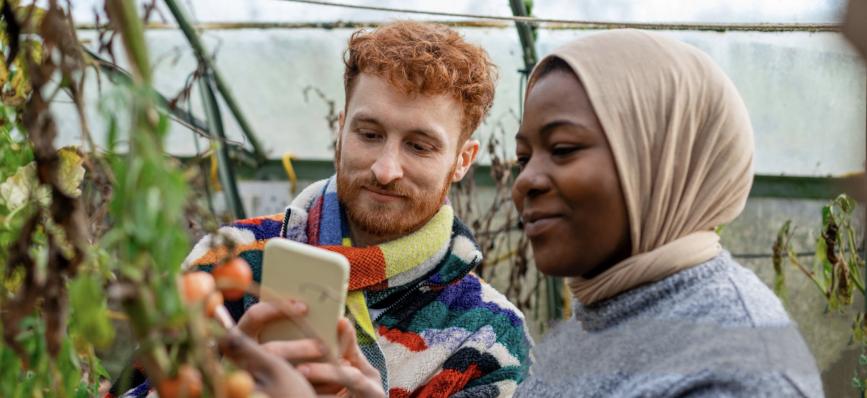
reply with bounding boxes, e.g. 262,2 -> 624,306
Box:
259,239 -> 350,361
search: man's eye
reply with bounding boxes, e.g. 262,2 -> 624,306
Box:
359,131 -> 378,140
409,142 -> 429,152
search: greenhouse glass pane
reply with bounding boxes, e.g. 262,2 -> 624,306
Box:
65,0 -> 845,24
54,26 -> 864,177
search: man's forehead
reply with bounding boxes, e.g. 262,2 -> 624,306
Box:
346,74 -> 462,140
348,74 -> 458,109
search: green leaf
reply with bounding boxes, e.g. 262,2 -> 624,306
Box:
69,276 -> 115,349
817,238 -> 834,293
107,115 -> 119,153
55,338 -> 82,394
842,194 -> 857,214
822,205 -> 832,226
774,272 -> 789,311
829,290 -> 841,312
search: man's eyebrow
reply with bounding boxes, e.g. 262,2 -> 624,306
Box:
350,112 -> 382,126
351,111 -> 446,145
407,128 -> 445,145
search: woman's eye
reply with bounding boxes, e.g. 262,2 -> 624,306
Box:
516,156 -> 530,169
552,145 -> 579,157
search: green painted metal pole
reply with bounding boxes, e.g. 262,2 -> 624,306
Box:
198,74 -> 247,220
163,0 -> 269,163
509,0 -> 538,71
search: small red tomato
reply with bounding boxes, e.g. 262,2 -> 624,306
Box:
157,365 -> 202,398
213,258 -> 253,301
182,272 -> 216,304
225,370 -> 255,398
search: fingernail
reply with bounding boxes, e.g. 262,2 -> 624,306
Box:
297,365 -> 309,376
293,301 -> 307,313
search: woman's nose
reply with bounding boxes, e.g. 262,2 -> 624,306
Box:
513,159 -> 552,199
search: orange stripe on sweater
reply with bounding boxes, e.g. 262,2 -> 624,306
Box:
377,326 -> 427,352
190,240 -> 267,267
388,364 -> 483,398
320,245 -> 387,290
234,213 -> 284,224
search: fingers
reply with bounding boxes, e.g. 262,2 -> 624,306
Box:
261,339 -> 327,363
311,384 -> 345,395
237,300 -> 307,340
337,317 -> 357,360
337,318 -> 381,379
298,363 -> 368,391
218,328 -> 295,380
218,328 -> 320,398
298,362 -> 385,398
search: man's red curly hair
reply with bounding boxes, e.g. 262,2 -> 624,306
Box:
343,20 -> 498,142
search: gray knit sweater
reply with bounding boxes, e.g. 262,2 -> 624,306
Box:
514,250 -> 824,398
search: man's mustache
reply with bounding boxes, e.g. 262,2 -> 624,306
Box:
362,178 -> 414,198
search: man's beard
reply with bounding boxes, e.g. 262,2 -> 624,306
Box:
336,150 -> 454,239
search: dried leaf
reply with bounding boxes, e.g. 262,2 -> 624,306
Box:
56,146 -> 85,198
0,58 -> 9,88
15,5 -> 45,34
0,161 -> 50,211
3,66 -> 28,106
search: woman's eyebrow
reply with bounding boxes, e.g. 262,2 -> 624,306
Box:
516,120 -> 586,142
540,120 -> 585,138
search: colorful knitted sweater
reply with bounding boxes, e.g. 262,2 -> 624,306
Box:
108,178 -> 532,398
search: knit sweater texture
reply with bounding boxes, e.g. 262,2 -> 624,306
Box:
514,250 -> 824,398
107,179 -> 532,398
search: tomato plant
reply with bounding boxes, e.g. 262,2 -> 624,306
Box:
0,1 -> 237,397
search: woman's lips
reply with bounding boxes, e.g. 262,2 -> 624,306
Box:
364,187 -> 403,203
523,215 -> 563,238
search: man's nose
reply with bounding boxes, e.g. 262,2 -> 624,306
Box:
370,146 -> 403,185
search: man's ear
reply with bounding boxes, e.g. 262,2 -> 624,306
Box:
336,109 -> 346,148
451,139 -> 481,182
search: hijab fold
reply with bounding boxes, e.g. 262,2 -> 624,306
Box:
530,30 -> 755,305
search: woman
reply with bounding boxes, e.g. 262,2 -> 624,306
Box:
510,29 -> 823,397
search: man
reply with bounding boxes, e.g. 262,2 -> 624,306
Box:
109,21 -> 531,398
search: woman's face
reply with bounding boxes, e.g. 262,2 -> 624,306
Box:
513,68 -> 632,278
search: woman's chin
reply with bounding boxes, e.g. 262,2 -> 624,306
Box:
533,251 -> 592,278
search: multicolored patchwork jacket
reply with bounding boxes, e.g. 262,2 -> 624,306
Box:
107,178 -> 532,398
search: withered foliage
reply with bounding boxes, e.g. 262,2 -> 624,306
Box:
2,0 -> 92,361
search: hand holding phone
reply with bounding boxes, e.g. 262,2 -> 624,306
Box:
257,239 -> 350,361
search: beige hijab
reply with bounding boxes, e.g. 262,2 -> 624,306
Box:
528,30 -> 755,305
